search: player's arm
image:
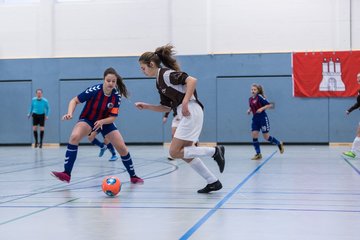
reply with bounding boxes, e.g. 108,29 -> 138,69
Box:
62,97 -> 80,120
45,99 -> 50,119
346,95 -> 360,114
93,116 -> 116,131
135,102 -> 171,112
257,103 -> 273,113
28,99 -> 34,119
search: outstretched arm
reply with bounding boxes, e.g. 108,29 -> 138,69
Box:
135,102 -> 171,112
62,97 -> 80,120
347,95 -> 360,114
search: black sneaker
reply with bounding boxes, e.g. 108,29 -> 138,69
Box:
278,142 -> 284,154
197,180 -> 222,193
39,143 -> 43,148
213,145 -> 225,173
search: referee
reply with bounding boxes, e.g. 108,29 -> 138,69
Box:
28,89 -> 50,148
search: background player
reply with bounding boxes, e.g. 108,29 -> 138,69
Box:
28,88 -> 50,148
247,83 -> 284,160
342,72 -> 360,158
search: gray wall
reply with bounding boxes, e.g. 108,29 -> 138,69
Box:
0,53 -> 357,144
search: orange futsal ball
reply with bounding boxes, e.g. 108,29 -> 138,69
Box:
102,176 -> 121,197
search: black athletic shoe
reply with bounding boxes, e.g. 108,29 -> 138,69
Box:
278,142 -> 284,154
213,145 -> 225,173
197,180 -> 223,193
39,143 -> 42,148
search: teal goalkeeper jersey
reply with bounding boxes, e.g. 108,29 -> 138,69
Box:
29,97 -> 50,116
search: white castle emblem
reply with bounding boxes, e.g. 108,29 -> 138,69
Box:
319,57 -> 345,91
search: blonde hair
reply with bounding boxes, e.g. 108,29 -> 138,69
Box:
252,84 -> 266,98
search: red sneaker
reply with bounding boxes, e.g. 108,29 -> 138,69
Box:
130,175 -> 144,184
51,171 -> 71,183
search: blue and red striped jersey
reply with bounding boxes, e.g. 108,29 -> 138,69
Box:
77,84 -> 121,122
249,94 -> 269,115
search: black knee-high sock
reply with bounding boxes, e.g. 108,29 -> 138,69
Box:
40,130 -> 44,144
33,130 -> 38,144
107,143 -> 116,156
121,152 -> 135,177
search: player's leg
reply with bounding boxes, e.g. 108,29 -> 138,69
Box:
105,126 -> 143,183
262,116 -> 284,154
38,114 -> 45,148
172,103 -> 225,173
251,118 -> 262,160
167,117 -> 178,160
171,138 -> 222,193
171,102 -> 223,193
104,136 -> 118,161
51,121 -> 91,183
251,130 -> 262,160
343,123 -> 360,158
88,131 -> 107,157
32,114 -> 39,148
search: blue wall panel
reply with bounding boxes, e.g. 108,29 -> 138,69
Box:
0,81 -> 32,143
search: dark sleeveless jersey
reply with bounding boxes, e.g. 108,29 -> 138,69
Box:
156,68 -> 204,110
77,84 -> 121,122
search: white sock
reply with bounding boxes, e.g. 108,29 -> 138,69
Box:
188,158 -> 217,184
184,146 -> 216,158
351,137 -> 360,153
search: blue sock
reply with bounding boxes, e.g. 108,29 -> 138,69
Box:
121,152 -> 135,177
64,144 -> 78,175
107,143 -> 116,156
92,138 -> 104,148
268,136 -> 280,145
253,138 -> 261,154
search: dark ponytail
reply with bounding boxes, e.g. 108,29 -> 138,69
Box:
104,67 -> 129,98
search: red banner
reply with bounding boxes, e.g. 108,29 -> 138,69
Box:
292,51 -> 360,97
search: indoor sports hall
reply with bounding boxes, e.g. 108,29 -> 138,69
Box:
0,1 -> 359,240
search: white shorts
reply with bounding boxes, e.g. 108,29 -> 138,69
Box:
174,101 -> 203,142
171,115 -> 181,128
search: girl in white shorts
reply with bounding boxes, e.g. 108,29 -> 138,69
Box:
136,44 -> 225,193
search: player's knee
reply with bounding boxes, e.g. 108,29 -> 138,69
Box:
69,133 -> 82,144
169,148 -> 179,159
116,143 -> 128,155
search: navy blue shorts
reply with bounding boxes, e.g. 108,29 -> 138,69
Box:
79,119 -> 117,137
251,115 -> 270,133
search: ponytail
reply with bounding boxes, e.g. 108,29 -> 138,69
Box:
139,44 -> 181,71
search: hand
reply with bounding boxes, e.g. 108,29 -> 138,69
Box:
162,117 -> 168,124
346,110 -> 350,115
247,109 -> 251,115
27,114 -> 31,119
256,108 -> 263,113
62,113 -> 72,120
182,101 -> 190,117
93,120 -> 103,131
45,116 -> 49,120
135,102 -> 147,110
